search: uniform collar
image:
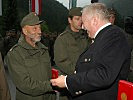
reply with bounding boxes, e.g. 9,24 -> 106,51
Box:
66,25 -> 83,39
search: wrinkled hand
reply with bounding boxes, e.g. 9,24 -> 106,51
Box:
50,75 -> 66,88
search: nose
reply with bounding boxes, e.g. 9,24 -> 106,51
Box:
38,28 -> 41,33
37,28 -> 42,35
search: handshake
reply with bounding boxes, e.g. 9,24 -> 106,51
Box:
51,68 -> 66,88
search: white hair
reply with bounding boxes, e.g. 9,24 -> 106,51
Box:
82,3 -> 110,21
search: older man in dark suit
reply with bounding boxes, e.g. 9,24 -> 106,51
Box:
51,3 -> 131,100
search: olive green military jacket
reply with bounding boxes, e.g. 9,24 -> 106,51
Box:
0,52 -> 11,100
54,26 -> 89,75
7,35 -> 55,100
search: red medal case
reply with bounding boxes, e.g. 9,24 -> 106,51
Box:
117,80 -> 133,100
51,68 -> 59,79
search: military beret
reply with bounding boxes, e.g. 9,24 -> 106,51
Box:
20,12 -> 44,27
69,7 -> 82,16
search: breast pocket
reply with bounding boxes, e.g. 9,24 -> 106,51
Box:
24,58 -> 41,80
69,43 -> 79,53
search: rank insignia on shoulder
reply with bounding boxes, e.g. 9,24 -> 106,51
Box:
59,32 -> 64,36
9,44 -> 18,51
59,30 -> 68,36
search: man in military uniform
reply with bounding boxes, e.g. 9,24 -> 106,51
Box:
6,12 -> 56,100
54,7 -> 89,100
54,7 -> 89,76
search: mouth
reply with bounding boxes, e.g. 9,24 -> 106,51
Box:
37,33 -> 41,37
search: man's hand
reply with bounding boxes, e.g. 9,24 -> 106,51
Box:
50,75 -> 66,88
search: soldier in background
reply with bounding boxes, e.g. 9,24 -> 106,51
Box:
54,7 -> 90,100
54,7 -> 89,76
107,8 -> 116,25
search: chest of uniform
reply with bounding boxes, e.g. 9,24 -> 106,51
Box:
66,35 -> 86,53
20,49 -> 51,77
23,51 -> 50,68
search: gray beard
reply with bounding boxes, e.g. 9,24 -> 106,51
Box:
28,34 -> 41,43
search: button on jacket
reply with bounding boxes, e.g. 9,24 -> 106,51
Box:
7,35 -> 55,100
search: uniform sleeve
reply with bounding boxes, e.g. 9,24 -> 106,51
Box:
66,32 -> 130,96
0,53 -> 11,100
54,37 -> 75,75
7,49 -> 54,96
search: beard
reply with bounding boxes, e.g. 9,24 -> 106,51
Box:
28,33 -> 41,43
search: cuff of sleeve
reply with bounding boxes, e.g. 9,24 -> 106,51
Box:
65,75 -> 68,89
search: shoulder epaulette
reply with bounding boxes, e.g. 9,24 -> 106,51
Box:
9,44 -> 18,52
59,30 -> 68,37
59,32 -> 64,36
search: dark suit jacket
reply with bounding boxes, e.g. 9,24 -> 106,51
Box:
66,25 -> 131,100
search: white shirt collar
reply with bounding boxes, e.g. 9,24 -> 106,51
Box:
94,23 -> 111,38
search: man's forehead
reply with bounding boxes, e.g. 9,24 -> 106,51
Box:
73,16 -> 81,19
26,24 -> 41,27
23,24 -> 40,30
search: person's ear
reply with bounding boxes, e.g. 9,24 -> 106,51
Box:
22,27 -> 28,35
68,17 -> 72,24
92,16 -> 98,26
